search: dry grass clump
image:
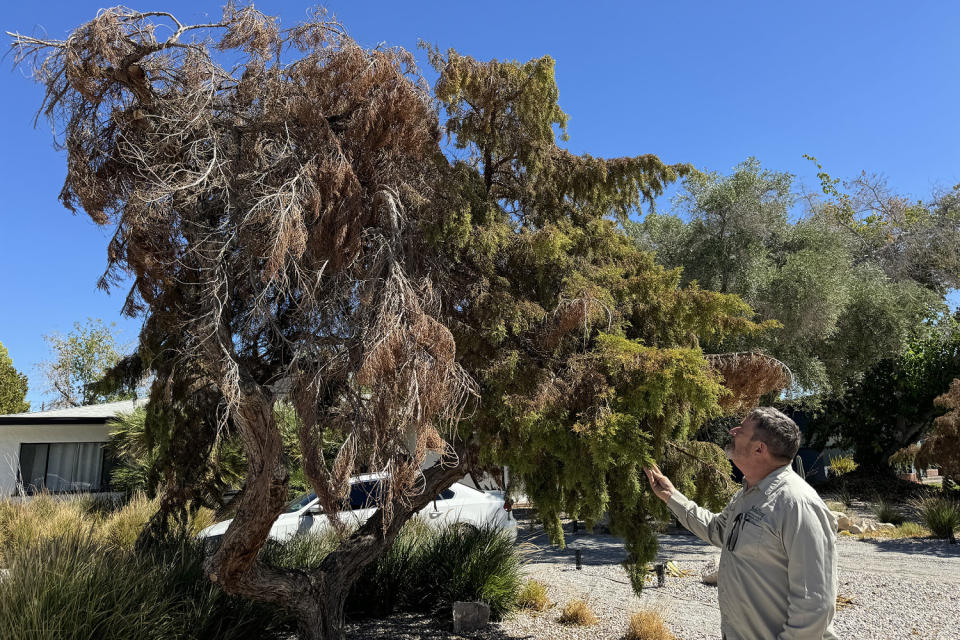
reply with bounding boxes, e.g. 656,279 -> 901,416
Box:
824,500 -> 847,513
624,610 -> 676,640
855,522 -> 930,540
558,599 -> 597,626
516,579 -> 550,611
0,493 -> 213,562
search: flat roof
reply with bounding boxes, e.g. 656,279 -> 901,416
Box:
0,399 -> 143,425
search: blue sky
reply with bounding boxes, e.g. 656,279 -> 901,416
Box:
2,1 -> 958,408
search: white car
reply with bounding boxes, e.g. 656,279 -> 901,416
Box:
198,474 -> 517,543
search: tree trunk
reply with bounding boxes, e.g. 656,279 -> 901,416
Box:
294,586 -> 348,640
295,453 -> 473,639
207,399 -> 477,640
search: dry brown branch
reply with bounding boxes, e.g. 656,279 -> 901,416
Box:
706,351 -> 793,413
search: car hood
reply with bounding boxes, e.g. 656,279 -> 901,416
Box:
197,511 -> 302,539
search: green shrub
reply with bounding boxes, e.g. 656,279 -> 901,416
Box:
829,455 -> 858,477
872,500 -> 905,525
264,521 -> 523,620
914,495 -> 960,538
0,533 -> 285,640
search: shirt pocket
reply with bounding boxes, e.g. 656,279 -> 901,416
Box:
730,511 -> 777,561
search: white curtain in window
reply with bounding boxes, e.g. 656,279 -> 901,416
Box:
74,443 -> 103,491
45,443 -> 78,492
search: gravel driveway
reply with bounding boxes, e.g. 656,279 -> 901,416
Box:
347,522 -> 960,639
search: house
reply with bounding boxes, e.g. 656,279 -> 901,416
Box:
0,399 -> 141,496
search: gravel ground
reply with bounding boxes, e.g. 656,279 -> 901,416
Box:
346,520 -> 960,640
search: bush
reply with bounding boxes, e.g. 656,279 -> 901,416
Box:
914,495 -> 960,538
517,579 -> 550,611
625,610 -> 676,640
872,500 -> 905,525
0,533 -> 285,640
829,455 -> 858,477
558,599 -> 597,626
263,520 -> 523,620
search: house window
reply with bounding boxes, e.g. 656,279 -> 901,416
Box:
17,442 -> 112,494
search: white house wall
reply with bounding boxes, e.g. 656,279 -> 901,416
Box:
0,423 -> 112,496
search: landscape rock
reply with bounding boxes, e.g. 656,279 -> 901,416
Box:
701,557 -> 719,585
878,523 -> 896,529
452,601 -> 490,633
837,515 -> 852,531
849,524 -> 864,534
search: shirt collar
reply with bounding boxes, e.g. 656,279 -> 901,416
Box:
744,463 -> 792,496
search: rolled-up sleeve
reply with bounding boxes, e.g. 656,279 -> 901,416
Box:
667,490 -> 736,549
776,499 -> 837,640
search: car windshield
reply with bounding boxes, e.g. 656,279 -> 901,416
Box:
286,492 -> 317,513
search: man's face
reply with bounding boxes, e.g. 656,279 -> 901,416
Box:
726,417 -> 760,466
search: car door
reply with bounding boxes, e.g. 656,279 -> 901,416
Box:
419,486 -> 458,527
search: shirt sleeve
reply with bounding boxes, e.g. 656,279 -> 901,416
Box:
666,489 -> 736,548
776,498 -> 838,640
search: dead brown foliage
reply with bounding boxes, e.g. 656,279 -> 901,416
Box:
9,4 -> 475,627
917,378 -> 960,481
706,351 -> 793,413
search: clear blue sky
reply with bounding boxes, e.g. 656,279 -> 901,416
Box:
2,1 -> 958,409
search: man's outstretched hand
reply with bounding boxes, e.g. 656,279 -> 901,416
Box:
644,464 -> 676,503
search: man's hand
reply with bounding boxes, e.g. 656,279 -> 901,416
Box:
644,464 -> 676,503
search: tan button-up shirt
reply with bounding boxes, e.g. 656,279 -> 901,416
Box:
667,464 -> 838,640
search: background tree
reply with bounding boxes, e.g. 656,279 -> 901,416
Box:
14,6 -> 780,638
39,318 -> 132,408
631,158 -> 951,401
0,341 -> 30,414
805,321 -> 960,469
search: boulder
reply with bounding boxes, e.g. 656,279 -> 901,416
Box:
848,524 -> 864,534
701,556 -> 720,585
453,601 -> 491,633
878,522 -> 895,529
837,515 -> 852,531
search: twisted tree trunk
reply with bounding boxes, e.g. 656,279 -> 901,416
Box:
205,385 -> 474,640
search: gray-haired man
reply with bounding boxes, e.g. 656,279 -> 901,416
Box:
645,407 -> 838,640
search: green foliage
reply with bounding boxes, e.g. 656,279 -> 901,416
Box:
0,341 -> 29,414
40,318 -> 132,408
420,52 -> 769,596
829,455 -> 858,476
264,521 -> 523,620
888,444 -> 920,473
913,495 -> 960,538
107,408 -> 245,505
872,500 -> 904,525
0,533 -> 285,640
807,322 -> 960,468
630,158 -> 949,400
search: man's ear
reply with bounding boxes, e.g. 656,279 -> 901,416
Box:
753,440 -> 765,456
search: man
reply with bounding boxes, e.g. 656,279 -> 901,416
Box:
644,407 -> 838,640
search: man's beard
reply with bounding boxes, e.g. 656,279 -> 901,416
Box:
723,437 -> 734,460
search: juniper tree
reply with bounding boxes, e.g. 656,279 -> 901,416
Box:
0,341 -> 30,414
12,6 -> 783,638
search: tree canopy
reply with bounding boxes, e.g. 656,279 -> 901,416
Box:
805,321 -> 960,468
13,6 -> 782,638
39,318 -> 131,408
630,158 -> 953,399
0,341 -> 30,414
